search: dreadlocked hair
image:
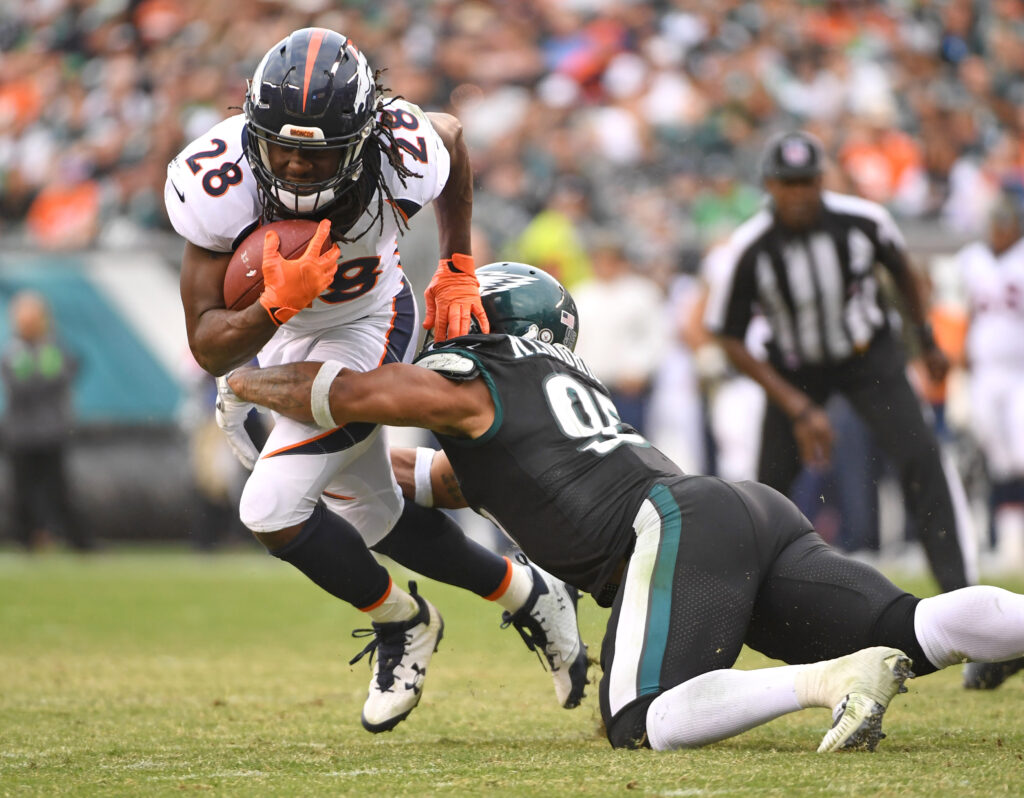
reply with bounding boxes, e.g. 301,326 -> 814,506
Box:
364,70 -> 422,238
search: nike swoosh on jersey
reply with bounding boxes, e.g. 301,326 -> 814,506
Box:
170,181 -> 186,203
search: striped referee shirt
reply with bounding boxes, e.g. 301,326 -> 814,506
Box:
704,191 -> 909,370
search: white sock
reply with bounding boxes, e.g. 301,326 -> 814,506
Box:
914,586 -> 1024,668
490,558 -> 535,613
364,579 -> 419,624
646,666 -> 804,751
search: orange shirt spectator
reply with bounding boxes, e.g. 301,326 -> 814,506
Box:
26,180 -> 101,250
912,304 -> 969,406
840,127 -> 923,205
0,81 -> 42,128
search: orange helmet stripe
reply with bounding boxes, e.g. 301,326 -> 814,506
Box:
301,28 -> 327,112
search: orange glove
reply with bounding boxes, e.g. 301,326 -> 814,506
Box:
259,219 -> 340,326
422,253 -> 490,341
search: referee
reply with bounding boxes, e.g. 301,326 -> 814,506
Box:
704,130 -> 973,592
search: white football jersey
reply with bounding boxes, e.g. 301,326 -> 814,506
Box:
958,236 -> 1024,370
165,99 -> 450,332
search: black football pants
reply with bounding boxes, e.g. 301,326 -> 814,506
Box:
599,475 -> 930,749
9,446 -> 89,550
757,332 -> 968,592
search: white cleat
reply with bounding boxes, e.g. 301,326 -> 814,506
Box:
349,582 -> 444,733
502,564 -> 589,708
815,647 -> 914,753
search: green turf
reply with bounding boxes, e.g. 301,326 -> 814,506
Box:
1,548 -> 1022,797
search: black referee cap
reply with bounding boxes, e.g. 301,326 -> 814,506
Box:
760,131 -> 824,180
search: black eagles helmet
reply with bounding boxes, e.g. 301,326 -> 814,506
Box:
477,262 -> 579,351
243,28 -> 379,216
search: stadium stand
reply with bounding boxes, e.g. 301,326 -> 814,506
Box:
1,1 -> 1022,558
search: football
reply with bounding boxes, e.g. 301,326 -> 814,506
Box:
223,219 -> 330,310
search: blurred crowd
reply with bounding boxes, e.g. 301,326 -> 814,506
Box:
0,0 -> 1022,265
3,0 -> 1024,564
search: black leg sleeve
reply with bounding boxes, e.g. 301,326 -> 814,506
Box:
271,502 -> 391,609
372,499 -> 509,598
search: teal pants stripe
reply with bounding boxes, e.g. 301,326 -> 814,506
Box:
637,483 -> 683,694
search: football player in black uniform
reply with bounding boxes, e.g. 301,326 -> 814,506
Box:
226,263 -> 1024,752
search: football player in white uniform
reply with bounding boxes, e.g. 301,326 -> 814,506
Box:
957,195 -> 1024,689
959,197 -> 1024,570
164,28 -> 588,733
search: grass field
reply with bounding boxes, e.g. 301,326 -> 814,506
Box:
2,548 -> 1023,797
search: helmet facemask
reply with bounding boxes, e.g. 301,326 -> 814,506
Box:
245,114 -> 375,215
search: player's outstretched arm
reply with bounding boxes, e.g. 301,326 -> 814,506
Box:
227,361 -> 495,438
427,113 -> 473,261
421,112 -> 489,341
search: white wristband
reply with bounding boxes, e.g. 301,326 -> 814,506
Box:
414,446 -> 437,508
311,360 -> 344,428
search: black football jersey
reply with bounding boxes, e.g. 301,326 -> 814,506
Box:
416,334 -> 682,597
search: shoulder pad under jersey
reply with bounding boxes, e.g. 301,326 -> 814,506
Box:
414,350 -> 479,381
165,115 -> 261,253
